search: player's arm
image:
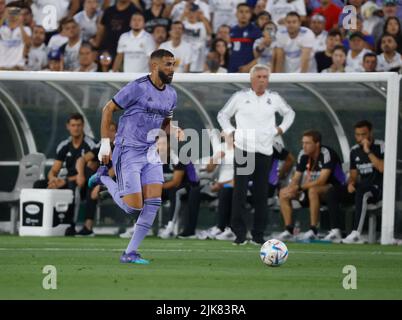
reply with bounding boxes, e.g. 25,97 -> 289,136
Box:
163,170 -> 185,189
112,53 -> 124,72
161,117 -> 185,141
75,151 -> 96,187
300,47 -> 312,73
347,169 -> 358,193
367,152 -> 384,173
48,160 -> 63,181
273,47 -> 284,73
91,22 -> 105,49
301,168 -> 331,190
99,100 -> 120,164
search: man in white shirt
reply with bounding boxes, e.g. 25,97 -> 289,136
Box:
266,0 -> 306,25
59,18 -> 82,71
27,25 -> 48,71
113,12 -> 156,73
170,0 -> 210,23
31,0 -> 70,33
73,0 -> 102,42
274,11 -> 315,73
345,31 -> 372,72
159,20 -> 192,73
217,64 -> 295,245
0,4 -> 32,70
376,33 -> 402,71
310,14 -> 327,53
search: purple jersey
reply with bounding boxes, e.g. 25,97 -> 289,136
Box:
112,75 -> 177,148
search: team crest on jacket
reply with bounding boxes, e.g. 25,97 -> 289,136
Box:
266,98 -> 271,104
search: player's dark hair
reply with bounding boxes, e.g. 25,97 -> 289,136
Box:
286,11 -> 301,19
150,49 -> 174,60
80,41 -> 95,52
363,52 -> 377,61
303,130 -> 322,144
354,120 -> 373,131
171,20 -> 184,29
67,113 -> 84,123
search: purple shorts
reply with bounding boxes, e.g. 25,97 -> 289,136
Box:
112,144 -> 164,197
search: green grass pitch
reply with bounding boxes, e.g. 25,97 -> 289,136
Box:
1,235 -> 402,300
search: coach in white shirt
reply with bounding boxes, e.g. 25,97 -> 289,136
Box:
217,64 -> 295,245
113,12 -> 156,73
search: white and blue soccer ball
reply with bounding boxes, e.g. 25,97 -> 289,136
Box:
260,239 -> 288,267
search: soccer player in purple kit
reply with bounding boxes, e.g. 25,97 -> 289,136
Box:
89,49 -> 182,264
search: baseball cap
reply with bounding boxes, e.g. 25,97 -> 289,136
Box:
48,49 -> 61,61
349,31 -> 365,40
189,3 -> 200,11
383,0 -> 398,6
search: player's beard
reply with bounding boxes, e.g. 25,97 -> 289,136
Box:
159,70 -> 173,84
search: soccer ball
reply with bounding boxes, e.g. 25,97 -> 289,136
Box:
260,239 -> 288,267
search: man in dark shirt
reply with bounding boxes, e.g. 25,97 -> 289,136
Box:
342,120 -> 384,244
229,3 -> 261,73
90,0 -> 139,58
34,113 -> 96,235
315,29 -> 342,72
277,130 -> 346,241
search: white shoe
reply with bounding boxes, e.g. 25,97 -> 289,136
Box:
196,230 -> 209,240
323,228 -> 342,242
301,229 -> 318,241
119,227 -> 134,239
207,226 -> 223,239
342,230 -> 363,244
277,230 -> 294,241
158,221 -> 174,239
215,227 -> 236,241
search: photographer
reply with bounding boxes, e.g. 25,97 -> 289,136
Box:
253,21 -> 277,67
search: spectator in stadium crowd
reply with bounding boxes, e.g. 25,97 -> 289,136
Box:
372,0 -> 402,46
157,135 -> 202,239
229,3 -> 261,73
33,113 -> 97,236
312,0 -> 342,31
73,0 -> 102,42
217,64 -> 295,245
0,0 -> 6,27
75,122 -> 118,236
254,10 -> 271,31
20,3 -> 34,30
376,33 -> 402,71
169,0 -> 210,24
112,12 -> 155,72
345,31 -> 372,72
91,0 -> 139,58
210,38 -> 229,70
342,15 -> 375,51
26,25 -> 48,71
45,49 -> 63,71
360,1 -> 383,35
152,24 -> 168,48
75,42 -> 98,72
144,0 -> 171,34
343,120 -> 384,244
265,0 -> 307,26
321,45 -> 346,73
47,17 -> 69,50
252,0 -> 268,21
253,21 -> 277,68
97,50 -> 113,72
0,2 -> 32,70
274,12 -> 315,73
377,16 -> 402,54
159,20 -> 192,73
203,51 -> 227,73
209,0 -> 242,34
314,29 -> 343,73
181,2 -> 211,72
215,24 -> 232,49
362,52 -> 378,72
277,130 -> 346,241
310,14 -> 328,53
59,18 -> 82,71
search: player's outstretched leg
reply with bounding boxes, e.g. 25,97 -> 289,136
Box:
120,197 -> 161,265
88,165 -> 108,188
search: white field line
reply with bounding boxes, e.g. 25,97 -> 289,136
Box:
0,247 -> 401,256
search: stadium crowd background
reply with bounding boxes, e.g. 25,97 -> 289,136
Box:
0,0 -> 401,73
